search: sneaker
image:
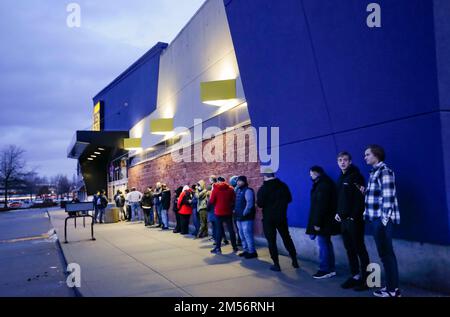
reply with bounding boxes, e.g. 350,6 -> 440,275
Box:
373,287 -> 402,298
223,240 -> 230,245
210,248 -> 222,255
313,271 -> 336,279
270,264 -> 281,272
341,277 -> 361,289
244,252 -> 258,259
238,252 -> 248,257
292,258 -> 300,269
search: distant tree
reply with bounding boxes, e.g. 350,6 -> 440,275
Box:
55,174 -> 71,197
38,185 -> 50,197
0,145 -> 27,208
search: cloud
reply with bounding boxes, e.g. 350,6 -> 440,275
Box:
0,0 -> 205,178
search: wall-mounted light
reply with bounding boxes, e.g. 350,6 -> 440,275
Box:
94,152 -> 101,155
123,138 -> 142,150
201,79 -> 237,106
87,158 -> 94,161
150,118 -> 174,135
98,148 -> 105,151
91,155 -> 97,158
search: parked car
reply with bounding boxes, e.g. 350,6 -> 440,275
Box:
8,201 -> 23,209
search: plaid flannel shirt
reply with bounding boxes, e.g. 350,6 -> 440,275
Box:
364,162 -> 400,224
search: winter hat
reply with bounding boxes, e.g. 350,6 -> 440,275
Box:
182,185 -> 190,192
229,176 -> 239,188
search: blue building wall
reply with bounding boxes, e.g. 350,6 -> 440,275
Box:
224,0 -> 450,245
93,42 -> 168,131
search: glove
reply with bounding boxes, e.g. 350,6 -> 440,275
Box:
309,235 -> 316,241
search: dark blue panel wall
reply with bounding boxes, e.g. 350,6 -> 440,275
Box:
93,42 -> 167,131
224,0 -> 450,244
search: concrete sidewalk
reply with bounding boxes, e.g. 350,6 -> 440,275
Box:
48,209 -> 442,297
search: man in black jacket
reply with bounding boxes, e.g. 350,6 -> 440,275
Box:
306,166 -> 339,279
335,152 -> 370,290
160,184 -> 171,230
257,169 -> 299,272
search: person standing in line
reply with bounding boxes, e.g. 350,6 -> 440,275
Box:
335,151 -> 370,290
141,187 -> 154,227
177,185 -> 193,235
195,180 -> 209,238
191,184 -> 200,237
363,145 -> 401,298
234,176 -> 258,259
127,187 -> 143,222
153,182 -> 163,227
96,190 -> 108,224
93,190 -> 100,223
207,176 -> 229,246
114,190 -> 126,221
160,184 -> 171,230
124,189 -> 131,222
306,166 -> 340,279
257,169 -> 299,272
172,186 -> 183,233
209,177 -> 238,254
229,175 -> 243,247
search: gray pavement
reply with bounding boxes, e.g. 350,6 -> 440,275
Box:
0,208 -> 74,297
47,209 -> 444,297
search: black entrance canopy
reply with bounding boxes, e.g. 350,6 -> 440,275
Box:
67,131 -> 129,196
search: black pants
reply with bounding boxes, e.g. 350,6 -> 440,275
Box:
341,218 -> 370,278
173,210 -> 181,232
215,216 -> 237,249
126,205 -> 132,220
263,219 -> 297,265
180,214 -> 191,234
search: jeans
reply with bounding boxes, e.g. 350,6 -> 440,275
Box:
155,203 -> 162,225
372,217 -> 399,291
192,209 -> 200,236
262,219 -> 297,265
236,220 -> 256,253
317,235 -> 336,273
215,216 -> 237,250
97,208 -> 105,223
341,219 -> 370,277
143,207 -> 153,226
161,209 -> 169,228
131,202 -> 142,221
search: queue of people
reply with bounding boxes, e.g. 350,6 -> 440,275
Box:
100,144 -> 400,298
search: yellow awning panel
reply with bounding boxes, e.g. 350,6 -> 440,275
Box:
201,79 -> 237,105
123,138 -> 142,150
150,118 -> 174,134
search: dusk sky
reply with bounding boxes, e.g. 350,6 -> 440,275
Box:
0,0 -> 205,179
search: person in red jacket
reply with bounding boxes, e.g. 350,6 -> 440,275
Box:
177,185 -> 193,235
208,177 -> 238,254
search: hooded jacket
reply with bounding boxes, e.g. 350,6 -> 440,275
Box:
256,178 -> 292,222
306,174 -> 340,236
336,164 -> 366,221
177,189 -> 193,215
196,180 -> 209,211
208,182 -> 236,217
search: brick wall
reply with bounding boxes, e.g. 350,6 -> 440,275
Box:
128,125 -> 265,236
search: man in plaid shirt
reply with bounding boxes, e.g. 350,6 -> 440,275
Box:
364,145 -> 401,298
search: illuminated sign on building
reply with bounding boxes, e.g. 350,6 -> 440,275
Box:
92,101 -> 104,131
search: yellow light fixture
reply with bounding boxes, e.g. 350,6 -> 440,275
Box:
123,138 -> 142,150
150,118 -> 174,135
201,79 -> 237,106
